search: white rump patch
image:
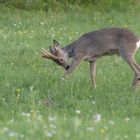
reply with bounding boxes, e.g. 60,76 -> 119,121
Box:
136,40 -> 140,49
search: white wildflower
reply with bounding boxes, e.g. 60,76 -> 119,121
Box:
93,113 -> 102,122
35,52 -> 39,56
66,132 -> 70,137
22,112 -> 31,117
124,134 -> 128,139
50,124 -> 56,129
29,86 -> 34,92
69,37 -> 72,40
8,131 -> 18,137
2,97 -> 6,101
136,134 -> 140,138
40,22 -> 44,26
75,110 -> 81,114
3,127 -> 9,132
125,117 -> 130,121
92,101 -> 96,104
20,134 -> 24,138
9,119 -> 14,124
6,83 -> 10,87
109,120 -> 115,125
18,31 -> 22,34
86,127 -> 94,131
105,137 -> 109,140
13,24 -> 17,27
115,135 -> 120,139
3,35 -> 7,39
51,27 -> 54,31
48,116 -> 56,121
47,132 -> 53,137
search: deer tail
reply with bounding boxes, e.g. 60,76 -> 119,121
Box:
136,39 -> 140,49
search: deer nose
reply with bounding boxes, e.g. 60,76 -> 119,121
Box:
66,65 -> 70,70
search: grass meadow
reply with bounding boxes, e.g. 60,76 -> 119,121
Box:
0,4 -> 140,140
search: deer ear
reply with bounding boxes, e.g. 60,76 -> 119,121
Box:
53,40 -> 61,49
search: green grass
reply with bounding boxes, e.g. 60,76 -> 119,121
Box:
0,5 -> 140,140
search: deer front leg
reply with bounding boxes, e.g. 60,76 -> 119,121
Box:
63,59 -> 81,79
90,61 -> 97,88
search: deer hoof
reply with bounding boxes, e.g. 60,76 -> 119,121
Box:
132,78 -> 140,87
92,84 -> 97,89
60,77 -> 65,81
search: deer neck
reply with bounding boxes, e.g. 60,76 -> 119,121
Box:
62,43 -> 75,57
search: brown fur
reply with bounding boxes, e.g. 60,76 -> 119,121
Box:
42,27 -> 140,87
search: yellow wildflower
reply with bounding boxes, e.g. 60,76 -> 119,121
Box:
16,88 -> 21,93
100,129 -> 105,133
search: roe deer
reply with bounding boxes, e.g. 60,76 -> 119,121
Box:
42,27 -> 140,88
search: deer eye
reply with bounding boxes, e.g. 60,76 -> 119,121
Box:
59,58 -> 64,63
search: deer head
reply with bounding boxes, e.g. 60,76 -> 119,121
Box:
42,40 -> 70,70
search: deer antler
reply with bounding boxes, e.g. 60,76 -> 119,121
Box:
41,49 -> 58,60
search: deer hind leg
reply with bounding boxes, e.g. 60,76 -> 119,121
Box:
90,60 -> 96,88
119,50 -> 140,86
133,61 -> 140,73
132,58 -> 140,85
